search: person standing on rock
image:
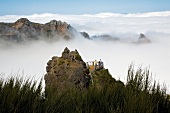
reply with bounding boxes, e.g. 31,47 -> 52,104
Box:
86,62 -> 90,69
99,59 -> 101,68
94,60 -> 97,70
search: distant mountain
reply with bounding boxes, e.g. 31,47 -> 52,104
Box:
0,18 -> 89,42
91,34 -> 119,41
137,33 -> 151,43
0,18 -> 151,44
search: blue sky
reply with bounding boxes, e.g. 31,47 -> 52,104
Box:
0,0 -> 170,15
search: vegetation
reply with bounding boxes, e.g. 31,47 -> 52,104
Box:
0,65 -> 170,113
75,54 -> 82,61
57,58 -> 65,65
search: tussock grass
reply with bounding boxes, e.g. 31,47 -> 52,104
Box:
0,64 -> 170,113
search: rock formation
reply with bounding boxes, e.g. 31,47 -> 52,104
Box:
80,31 -> 90,39
44,47 -> 91,92
138,33 -> 151,43
0,18 -> 88,42
44,47 -> 123,95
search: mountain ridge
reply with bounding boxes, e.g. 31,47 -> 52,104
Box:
0,18 -> 150,44
0,18 -> 89,42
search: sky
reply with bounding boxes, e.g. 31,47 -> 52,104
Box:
0,0 -> 170,15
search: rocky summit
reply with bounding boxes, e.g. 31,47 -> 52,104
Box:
0,18 -> 151,43
44,47 -> 91,92
0,18 -> 88,42
44,47 -> 120,93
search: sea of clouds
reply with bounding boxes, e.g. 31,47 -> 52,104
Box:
0,11 -> 170,91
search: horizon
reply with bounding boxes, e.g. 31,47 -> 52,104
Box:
0,0 -> 170,15
1,11 -> 170,24
1,10 -> 170,16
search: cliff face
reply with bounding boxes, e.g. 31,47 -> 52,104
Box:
44,47 -> 91,92
0,18 -> 79,42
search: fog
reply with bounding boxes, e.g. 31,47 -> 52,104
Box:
0,11 -> 170,91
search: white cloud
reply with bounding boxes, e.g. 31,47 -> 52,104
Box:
0,11 -> 170,91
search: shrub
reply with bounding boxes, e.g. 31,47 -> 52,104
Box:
0,64 -> 170,113
75,54 -> 82,61
58,59 -> 65,65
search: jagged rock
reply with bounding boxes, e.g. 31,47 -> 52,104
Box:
42,20 -> 76,40
0,18 -> 78,42
138,33 -> 151,43
61,47 -> 70,59
80,31 -> 90,39
44,47 -> 91,93
14,18 -> 31,29
44,47 -> 123,95
139,33 -> 146,39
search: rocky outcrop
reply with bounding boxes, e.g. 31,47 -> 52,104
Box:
0,18 -> 88,42
44,47 -> 91,92
90,69 -> 115,89
138,33 -> 151,43
80,31 -> 90,39
44,47 -> 123,94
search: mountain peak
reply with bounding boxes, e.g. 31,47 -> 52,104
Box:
15,18 -> 30,24
0,18 -> 88,42
44,47 -> 90,93
44,47 -> 119,94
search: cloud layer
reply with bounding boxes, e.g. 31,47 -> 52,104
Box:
0,11 -> 170,90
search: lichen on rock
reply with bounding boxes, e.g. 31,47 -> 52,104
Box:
44,47 -> 121,96
44,47 -> 90,93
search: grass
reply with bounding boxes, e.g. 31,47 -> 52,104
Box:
0,64 -> 170,113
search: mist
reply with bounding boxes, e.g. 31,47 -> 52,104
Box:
0,11 -> 170,90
